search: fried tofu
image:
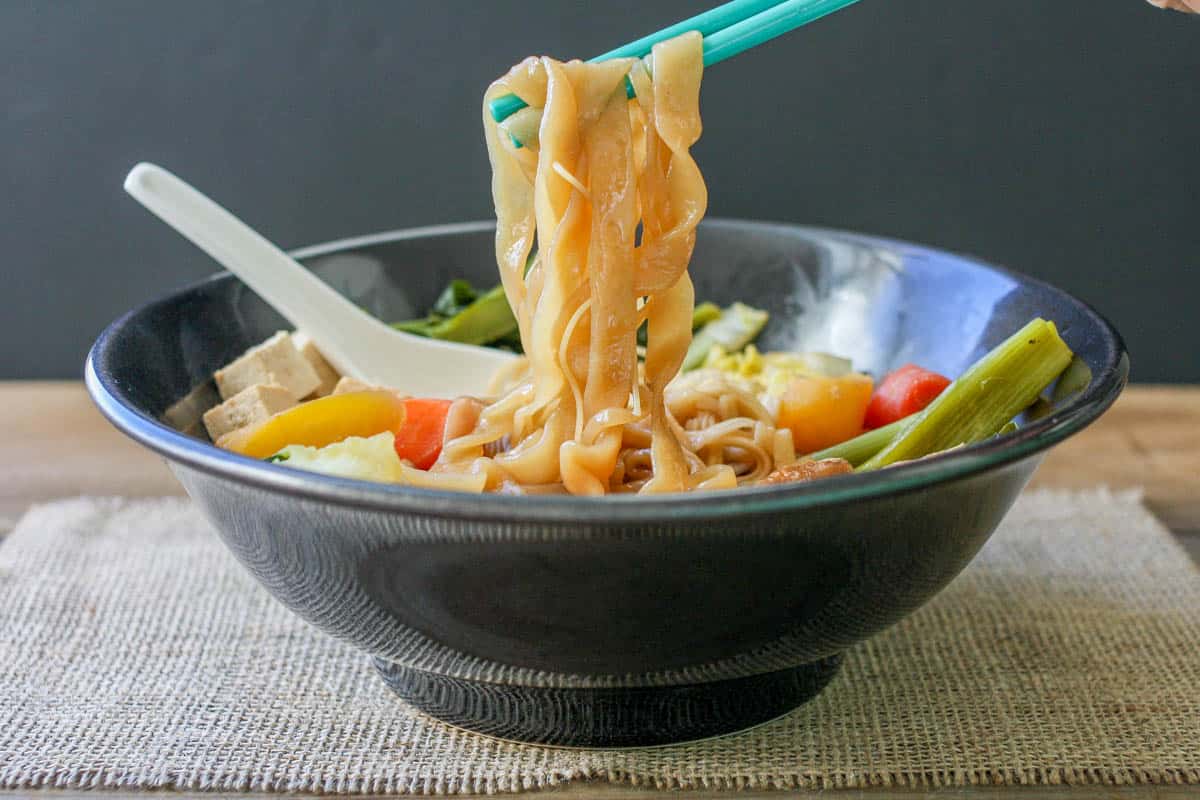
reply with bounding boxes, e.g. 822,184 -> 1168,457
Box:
214,331 -> 320,401
330,376 -> 409,403
331,376 -> 380,395
202,383 -> 297,442
290,331 -> 340,398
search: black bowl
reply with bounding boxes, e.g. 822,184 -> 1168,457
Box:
86,220 -> 1127,747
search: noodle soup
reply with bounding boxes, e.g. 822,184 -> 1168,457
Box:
203,34 -> 1074,496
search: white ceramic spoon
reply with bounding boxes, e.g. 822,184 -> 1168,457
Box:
124,162 -> 516,398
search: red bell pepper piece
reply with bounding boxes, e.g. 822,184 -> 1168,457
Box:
393,398 -> 454,469
863,364 -> 951,429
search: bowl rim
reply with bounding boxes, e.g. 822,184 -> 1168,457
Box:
86,218 -> 1128,524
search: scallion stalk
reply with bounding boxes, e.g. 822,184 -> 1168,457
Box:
810,417 -> 908,466
858,318 -> 1073,471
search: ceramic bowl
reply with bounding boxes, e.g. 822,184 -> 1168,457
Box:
86,220 -> 1127,746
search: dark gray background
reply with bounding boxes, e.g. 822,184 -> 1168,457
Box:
3,1 -> 1196,380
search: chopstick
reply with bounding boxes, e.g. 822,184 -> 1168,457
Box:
591,0 -> 791,64
488,0 -> 861,130
703,0 -> 860,66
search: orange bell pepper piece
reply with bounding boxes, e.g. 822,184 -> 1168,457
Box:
220,390 -> 407,459
777,373 -> 874,455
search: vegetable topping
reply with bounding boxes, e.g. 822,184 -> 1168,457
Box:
394,398 -> 454,469
863,364 -> 951,429
219,390 -> 407,459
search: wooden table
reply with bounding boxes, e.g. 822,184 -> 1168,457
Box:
2,382 -> 1197,799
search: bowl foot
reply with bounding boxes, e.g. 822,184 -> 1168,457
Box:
373,654 -> 842,747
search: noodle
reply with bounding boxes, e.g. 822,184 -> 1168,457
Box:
433,32 -> 796,495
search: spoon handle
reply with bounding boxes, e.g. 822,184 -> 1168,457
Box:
124,162 -> 390,380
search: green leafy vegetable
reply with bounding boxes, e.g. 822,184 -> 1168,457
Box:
395,273 -> 745,362
432,279 -> 479,318
392,317 -> 439,336
682,302 -> 769,372
425,285 -> 519,346
691,302 -> 722,330
392,281 -> 520,350
637,302 -> 723,348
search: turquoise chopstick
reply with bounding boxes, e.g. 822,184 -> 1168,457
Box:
489,0 -> 778,125
702,0 -> 859,66
591,0 -> 787,63
488,0 -> 860,128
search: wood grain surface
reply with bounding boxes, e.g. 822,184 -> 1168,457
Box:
0,381 -> 1196,800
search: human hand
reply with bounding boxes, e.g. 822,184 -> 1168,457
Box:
1147,0 -> 1199,12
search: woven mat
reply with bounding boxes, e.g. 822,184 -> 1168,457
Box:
1,490 -> 1198,794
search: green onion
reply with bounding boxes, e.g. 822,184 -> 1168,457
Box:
859,318 -> 1073,471
810,417 -> 908,466
995,421 -> 1019,437
1051,356 -> 1092,405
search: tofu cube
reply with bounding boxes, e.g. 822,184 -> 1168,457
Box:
202,383 -> 297,442
290,331 -> 340,398
214,331 -> 321,401
331,376 -> 408,398
332,376 -> 381,395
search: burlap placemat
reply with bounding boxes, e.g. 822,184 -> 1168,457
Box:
0,489 -> 1197,794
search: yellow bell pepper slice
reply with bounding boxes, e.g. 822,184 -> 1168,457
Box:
777,373 -> 874,455
219,391 -> 407,460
